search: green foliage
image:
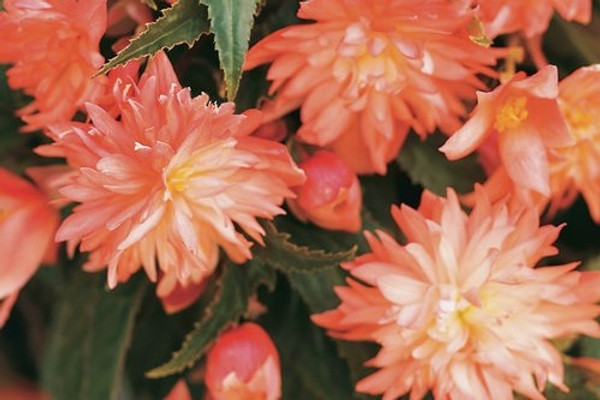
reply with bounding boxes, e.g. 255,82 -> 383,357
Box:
259,279 -> 356,400
254,221 -> 357,274
41,272 -> 147,400
200,0 -> 260,100
397,133 -> 486,195
146,262 -> 275,378
99,0 -> 210,75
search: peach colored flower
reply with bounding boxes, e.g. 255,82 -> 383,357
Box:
0,168 -> 59,326
476,0 -> 591,38
548,64 -> 600,221
313,188 -> 600,400
244,0 -> 504,174
0,0 -> 109,131
288,150 -> 362,232
164,379 -> 192,400
205,323 -> 281,400
50,53 -> 305,298
440,65 -> 572,196
463,65 -> 600,221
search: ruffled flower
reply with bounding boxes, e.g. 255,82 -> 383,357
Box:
245,0 -> 503,174
0,0 -> 108,131
288,150 -> 362,233
476,0 -> 591,38
205,323 -> 281,400
48,53 -> 305,299
0,168 -> 59,326
440,65 -> 572,196
313,188 -> 600,399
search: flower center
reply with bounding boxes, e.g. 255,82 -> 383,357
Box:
562,104 -> 595,141
166,166 -> 193,194
429,286 -> 471,341
494,96 -> 529,133
335,22 -> 405,94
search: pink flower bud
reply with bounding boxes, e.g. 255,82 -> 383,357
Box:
164,379 -> 192,400
205,323 -> 281,400
288,151 -> 362,232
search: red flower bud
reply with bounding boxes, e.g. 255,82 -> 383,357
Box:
205,323 -> 281,400
288,150 -> 362,232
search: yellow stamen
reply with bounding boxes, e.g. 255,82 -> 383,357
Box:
563,105 -> 593,140
494,96 -> 529,133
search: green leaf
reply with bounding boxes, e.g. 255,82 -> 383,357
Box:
259,279 -> 356,400
253,221 -> 357,274
42,272 -> 147,400
146,262 -> 275,378
397,133 -> 485,195
200,0 -> 259,100
98,0 -> 210,75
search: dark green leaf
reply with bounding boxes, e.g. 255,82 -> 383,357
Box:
146,262 -> 275,378
98,0 -> 210,75
397,133 -> 485,195
253,221 -> 356,274
259,278 -> 356,400
200,0 -> 259,100
544,363 -> 600,399
42,272 -> 147,400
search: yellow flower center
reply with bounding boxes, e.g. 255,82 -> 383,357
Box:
166,166 -> 193,194
335,22 -> 405,94
494,96 -> 529,133
562,105 -> 594,141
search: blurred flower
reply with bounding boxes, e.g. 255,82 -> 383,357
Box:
288,150 -> 362,232
164,379 -> 192,400
548,65 -> 600,221
313,188 -> 600,399
205,323 -> 281,400
49,52 -> 305,300
0,381 -> 49,400
440,65 -> 572,196
0,0 -> 108,131
476,0 -> 591,38
0,168 -> 59,326
158,276 -> 207,315
245,0 -> 504,174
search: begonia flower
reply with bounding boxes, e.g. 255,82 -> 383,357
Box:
462,65 -> 600,222
440,65 -> 572,197
287,150 -> 362,232
476,0 -> 591,38
48,52 -> 305,301
205,323 -> 281,400
0,168 -> 59,326
244,0 -> 504,174
0,0 -> 108,131
313,188 -> 600,400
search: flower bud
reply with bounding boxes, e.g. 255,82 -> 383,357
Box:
288,150 -> 361,232
205,323 -> 281,400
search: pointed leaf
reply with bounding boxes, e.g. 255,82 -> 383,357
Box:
397,133 -> 485,195
42,272 -> 147,400
253,221 -> 356,274
146,262 -> 275,378
99,0 -> 210,75
200,0 -> 259,100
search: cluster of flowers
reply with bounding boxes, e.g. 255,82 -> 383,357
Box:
1,0 -> 600,399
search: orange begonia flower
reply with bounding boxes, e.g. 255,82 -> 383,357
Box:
463,65 -> 600,222
476,0 -> 591,38
245,0 -> 504,174
205,323 -> 281,400
288,150 -> 362,233
48,53 -> 305,301
0,0 -> 108,131
0,168 -> 59,326
441,65 -> 572,197
313,188 -> 600,399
